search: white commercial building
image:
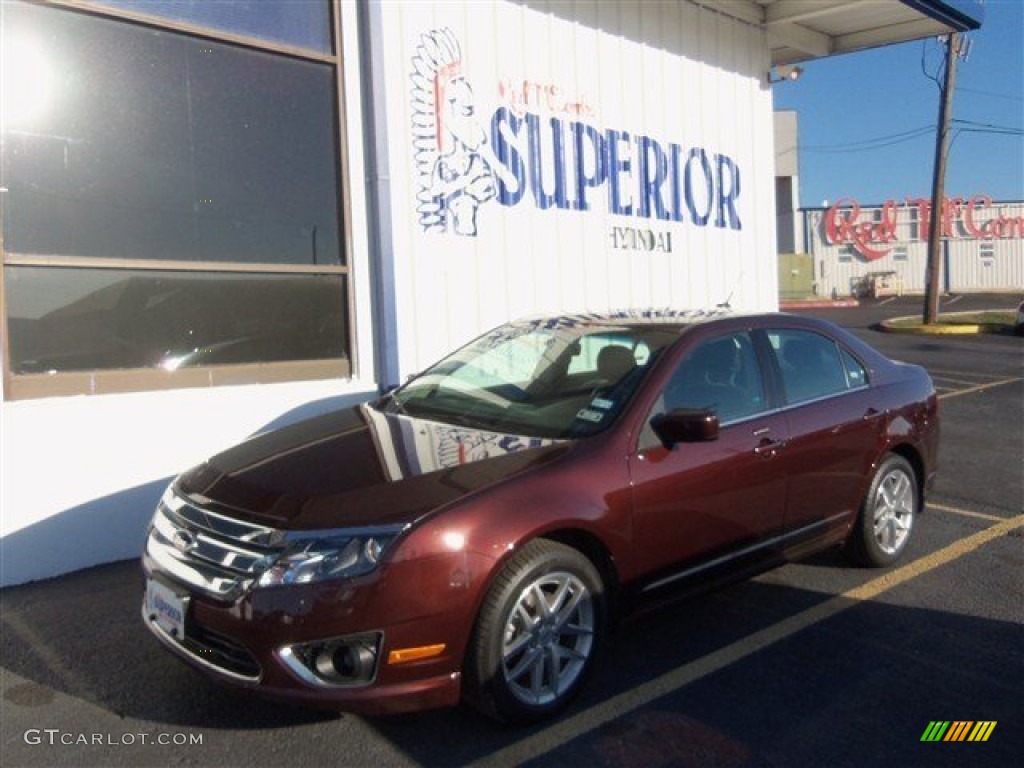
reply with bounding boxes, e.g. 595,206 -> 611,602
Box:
0,0 -> 984,585
802,197 -> 1024,297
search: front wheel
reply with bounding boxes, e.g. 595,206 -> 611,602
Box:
845,454 -> 918,567
464,539 -> 606,723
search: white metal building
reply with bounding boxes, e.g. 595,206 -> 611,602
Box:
802,197 -> 1024,297
0,0 -> 984,586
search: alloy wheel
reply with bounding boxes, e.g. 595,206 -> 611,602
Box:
500,571 -> 595,706
872,467 -> 914,555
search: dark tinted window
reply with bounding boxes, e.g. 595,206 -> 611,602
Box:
89,0 -> 333,54
768,329 -> 853,404
2,1 -> 342,265
6,267 -> 347,374
660,332 -> 766,424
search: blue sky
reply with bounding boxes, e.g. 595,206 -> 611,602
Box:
772,0 -> 1023,208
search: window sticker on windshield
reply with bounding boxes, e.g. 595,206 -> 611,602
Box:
590,398 -> 614,410
576,409 -> 604,423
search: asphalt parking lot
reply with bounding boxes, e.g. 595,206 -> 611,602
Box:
2,294 -> 1021,768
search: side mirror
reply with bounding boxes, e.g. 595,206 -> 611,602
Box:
650,408 -> 719,447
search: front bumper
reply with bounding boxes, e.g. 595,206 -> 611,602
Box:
141,548 -> 489,715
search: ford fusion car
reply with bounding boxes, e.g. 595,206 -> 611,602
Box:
143,310 -> 939,722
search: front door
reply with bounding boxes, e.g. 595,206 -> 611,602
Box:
628,332 -> 789,588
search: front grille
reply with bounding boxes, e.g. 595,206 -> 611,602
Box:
147,488 -> 285,601
145,490 -> 279,681
183,621 -> 262,679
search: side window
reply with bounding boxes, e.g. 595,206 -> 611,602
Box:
768,329 -> 857,404
841,348 -> 868,389
659,332 -> 766,425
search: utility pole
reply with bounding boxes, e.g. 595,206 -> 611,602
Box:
923,33 -> 959,325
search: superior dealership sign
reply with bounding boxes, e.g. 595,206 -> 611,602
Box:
409,28 -> 743,249
488,107 -> 742,228
386,1 -> 776,376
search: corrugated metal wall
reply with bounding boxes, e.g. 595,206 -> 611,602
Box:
373,0 -> 777,377
804,199 -> 1024,297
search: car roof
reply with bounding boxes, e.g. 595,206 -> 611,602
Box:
513,308 -> 736,333
507,311 -> 861,348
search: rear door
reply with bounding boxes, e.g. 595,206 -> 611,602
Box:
762,327 -> 882,538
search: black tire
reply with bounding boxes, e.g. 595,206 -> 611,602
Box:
845,454 -> 918,567
464,539 -> 606,724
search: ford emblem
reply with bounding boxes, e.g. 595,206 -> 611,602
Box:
172,529 -> 197,554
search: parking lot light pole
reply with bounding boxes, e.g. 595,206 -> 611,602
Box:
923,33 -> 959,326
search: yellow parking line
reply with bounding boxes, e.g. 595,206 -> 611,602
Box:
938,377 -> 1021,400
928,369 -> 1010,380
931,375 -> 994,386
470,514 -> 1024,768
928,502 -> 1005,523
844,515 -> 1021,600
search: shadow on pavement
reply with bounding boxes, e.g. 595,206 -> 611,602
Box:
2,556 -> 1020,767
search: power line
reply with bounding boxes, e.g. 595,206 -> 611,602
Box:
803,125 -> 934,148
802,126 -> 935,154
955,127 -> 1024,136
951,118 -> 1024,133
920,38 -> 945,91
799,119 -> 1022,156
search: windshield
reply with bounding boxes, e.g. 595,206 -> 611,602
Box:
379,319 -> 679,438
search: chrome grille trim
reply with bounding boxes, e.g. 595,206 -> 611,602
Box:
162,492 -> 285,547
148,487 -> 286,600
142,603 -> 261,683
146,533 -> 250,599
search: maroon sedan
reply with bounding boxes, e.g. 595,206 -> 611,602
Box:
143,310 -> 939,722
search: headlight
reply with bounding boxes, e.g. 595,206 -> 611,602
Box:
257,527 -> 405,587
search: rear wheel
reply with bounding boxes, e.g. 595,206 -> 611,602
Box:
845,454 -> 918,567
465,539 -> 605,723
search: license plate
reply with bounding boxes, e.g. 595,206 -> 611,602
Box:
146,579 -> 187,639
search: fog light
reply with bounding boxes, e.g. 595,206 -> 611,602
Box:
279,633 -> 381,688
314,641 -> 377,682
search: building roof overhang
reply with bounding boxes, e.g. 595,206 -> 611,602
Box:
699,1 -> 984,65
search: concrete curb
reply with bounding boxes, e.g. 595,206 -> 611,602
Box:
878,310 -> 1016,335
780,299 -> 860,310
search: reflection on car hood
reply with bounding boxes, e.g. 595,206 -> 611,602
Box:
176,404 -> 568,530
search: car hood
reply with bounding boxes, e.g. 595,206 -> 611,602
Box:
176,403 -> 570,530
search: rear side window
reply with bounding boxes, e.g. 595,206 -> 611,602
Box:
768,329 -> 865,405
840,348 -> 868,389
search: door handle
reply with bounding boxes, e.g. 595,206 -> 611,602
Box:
754,438 -> 787,457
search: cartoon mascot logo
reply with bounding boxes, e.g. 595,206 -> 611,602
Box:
410,28 -> 511,237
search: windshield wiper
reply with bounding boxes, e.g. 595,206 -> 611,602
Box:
383,391 -> 411,416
